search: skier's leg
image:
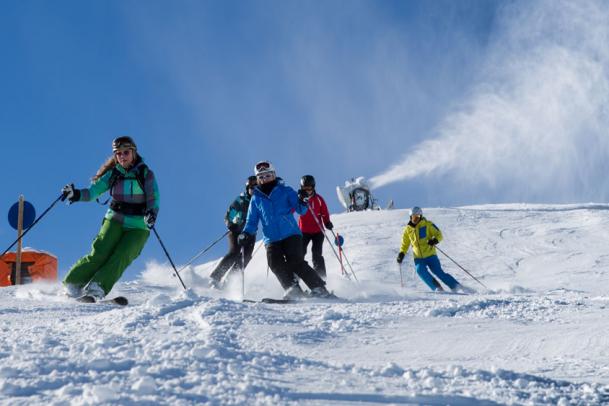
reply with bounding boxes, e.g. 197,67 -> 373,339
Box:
414,257 -> 442,291
209,231 -> 240,282
284,235 -> 325,290
243,239 -> 255,268
310,232 -> 326,279
88,227 -> 150,295
302,233 -> 312,256
63,219 -> 122,290
266,241 -> 297,289
427,255 -> 459,290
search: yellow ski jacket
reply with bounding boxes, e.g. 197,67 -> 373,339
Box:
399,217 -> 443,259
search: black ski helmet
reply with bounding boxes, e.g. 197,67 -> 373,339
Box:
112,136 -> 137,152
300,175 -> 316,188
246,175 -> 257,189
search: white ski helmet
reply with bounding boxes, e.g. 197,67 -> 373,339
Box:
409,206 -> 423,216
254,160 -> 276,176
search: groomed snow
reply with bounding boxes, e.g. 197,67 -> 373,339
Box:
2,205 -> 609,405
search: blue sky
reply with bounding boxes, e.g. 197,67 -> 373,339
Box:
3,0 -> 607,281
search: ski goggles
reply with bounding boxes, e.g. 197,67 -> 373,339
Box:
254,160 -> 275,175
257,172 -> 275,182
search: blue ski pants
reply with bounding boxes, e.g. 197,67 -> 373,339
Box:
414,255 -> 459,291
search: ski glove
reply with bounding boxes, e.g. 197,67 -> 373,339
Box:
324,221 -> 334,230
396,252 -> 405,264
427,237 -> 439,246
238,232 -> 254,247
144,210 -> 156,229
297,189 -> 310,204
227,223 -> 241,233
61,183 -> 80,203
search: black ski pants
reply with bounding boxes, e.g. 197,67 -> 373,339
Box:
266,234 -> 325,290
210,231 -> 255,282
302,232 -> 326,279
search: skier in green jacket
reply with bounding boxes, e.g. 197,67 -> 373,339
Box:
61,136 -> 160,301
208,176 -> 258,289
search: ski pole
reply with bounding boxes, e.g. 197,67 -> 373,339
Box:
177,230 -> 230,274
1,193 -> 64,257
240,246 -> 245,299
306,204 -> 355,281
327,228 -> 359,281
222,240 -> 264,285
398,262 -> 404,288
435,246 -> 488,290
151,226 -> 187,290
337,234 -> 346,276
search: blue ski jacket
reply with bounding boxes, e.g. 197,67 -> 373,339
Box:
243,180 -> 308,244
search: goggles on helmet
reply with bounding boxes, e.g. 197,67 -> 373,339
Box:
254,160 -> 275,175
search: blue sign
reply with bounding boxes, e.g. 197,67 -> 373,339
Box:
334,234 -> 344,247
8,201 -> 36,230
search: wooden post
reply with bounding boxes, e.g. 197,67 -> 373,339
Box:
14,195 -> 24,285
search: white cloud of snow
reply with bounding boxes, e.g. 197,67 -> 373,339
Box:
370,0 -> 609,202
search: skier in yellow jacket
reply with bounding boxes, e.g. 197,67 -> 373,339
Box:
396,206 -> 466,292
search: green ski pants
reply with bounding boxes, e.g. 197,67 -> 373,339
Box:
63,219 -> 149,294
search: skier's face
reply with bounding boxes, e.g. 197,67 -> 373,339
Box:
410,214 -> 421,224
257,171 -> 276,184
115,148 -> 135,168
302,186 -> 314,196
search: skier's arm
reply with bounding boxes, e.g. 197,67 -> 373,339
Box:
143,168 -> 160,217
79,171 -> 113,202
291,187 -> 308,215
430,222 -> 443,243
399,228 -> 411,254
319,195 -> 330,224
226,198 -> 242,228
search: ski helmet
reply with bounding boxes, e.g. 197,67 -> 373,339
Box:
254,160 -> 275,176
246,175 -> 257,189
409,206 -> 423,216
112,136 -> 137,152
300,175 -> 316,188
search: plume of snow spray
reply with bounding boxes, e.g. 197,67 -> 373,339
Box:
370,0 -> 609,200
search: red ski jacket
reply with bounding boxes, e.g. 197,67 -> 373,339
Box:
299,194 -> 330,234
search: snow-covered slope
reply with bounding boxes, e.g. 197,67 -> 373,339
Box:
2,205 -> 609,405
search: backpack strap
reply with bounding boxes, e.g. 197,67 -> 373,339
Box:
95,167 -> 122,206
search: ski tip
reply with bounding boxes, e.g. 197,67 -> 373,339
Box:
76,295 -> 96,303
109,296 -> 129,306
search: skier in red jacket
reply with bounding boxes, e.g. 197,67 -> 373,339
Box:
297,175 -> 333,280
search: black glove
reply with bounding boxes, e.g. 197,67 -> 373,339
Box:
238,233 -> 254,247
428,237 -> 439,246
324,221 -> 334,230
396,252 -> 405,264
228,223 -> 240,233
297,189 -> 310,204
144,210 -> 157,229
61,183 -> 81,203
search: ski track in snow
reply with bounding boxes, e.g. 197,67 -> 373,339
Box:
2,205 -> 609,405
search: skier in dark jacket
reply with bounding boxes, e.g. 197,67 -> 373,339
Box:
240,161 -> 332,300
209,176 -> 257,288
298,175 -> 333,280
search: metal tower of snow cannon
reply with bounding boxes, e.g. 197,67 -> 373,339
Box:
336,177 -> 381,212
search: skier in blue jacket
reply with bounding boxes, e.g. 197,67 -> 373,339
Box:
240,161 -> 331,299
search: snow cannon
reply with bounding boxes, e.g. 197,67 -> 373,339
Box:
336,177 -> 380,212
0,249 -> 58,286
